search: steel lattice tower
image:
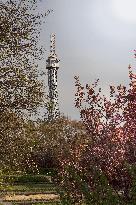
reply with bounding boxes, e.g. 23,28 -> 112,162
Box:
46,34 -> 60,120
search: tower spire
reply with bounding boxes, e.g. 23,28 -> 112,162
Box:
46,34 -> 60,121
50,33 -> 56,56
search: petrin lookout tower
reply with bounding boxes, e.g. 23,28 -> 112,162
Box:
46,34 -> 60,120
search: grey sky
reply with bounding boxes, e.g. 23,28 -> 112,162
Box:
38,0 -> 136,119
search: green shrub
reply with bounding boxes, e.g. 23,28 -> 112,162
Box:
55,164 -> 136,205
3,174 -> 51,184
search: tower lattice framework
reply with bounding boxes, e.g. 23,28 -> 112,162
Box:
46,34 -> 60,120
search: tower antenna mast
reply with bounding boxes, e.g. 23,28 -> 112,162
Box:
46,34 -> 60,120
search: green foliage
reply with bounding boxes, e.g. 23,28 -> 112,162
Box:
3,174 -> 51,184
0,0 -> 49,173
0,170 -> 3,188
55,166 -> 119,205
0,0 -> 46,114
0,113 -> 39,173
56,164 -> 136,205
126,165 -> 136,204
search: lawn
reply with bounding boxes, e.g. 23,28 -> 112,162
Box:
0,174 -> 61,205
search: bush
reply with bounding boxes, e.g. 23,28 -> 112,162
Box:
3,174 -> 51,184
53,54 -> 136,204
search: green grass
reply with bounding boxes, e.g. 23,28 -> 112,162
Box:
0,174 -> 60,205
32,203 -> 61,205
1,174 -> 56,193
1,183 -> 56,192
13,202 -> 61,205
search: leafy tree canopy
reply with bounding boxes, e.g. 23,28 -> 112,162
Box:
0,0 -> 50,115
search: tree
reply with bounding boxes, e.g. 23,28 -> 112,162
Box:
34,117 -> 87,172
54,53 -> 136,204
124,64 -> 136,165
0,110 -> 36,173
0,0 -> 50,114
0,0 -> 50,172
74,55 -> 135,201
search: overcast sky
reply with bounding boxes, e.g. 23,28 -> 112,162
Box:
37,0 -> 136,119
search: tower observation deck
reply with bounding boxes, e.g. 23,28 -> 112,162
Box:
46,34 -> 60,120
